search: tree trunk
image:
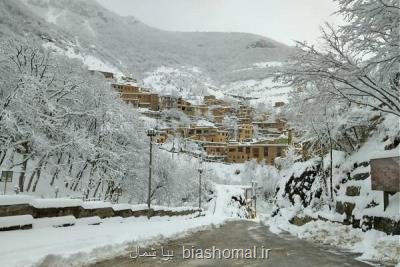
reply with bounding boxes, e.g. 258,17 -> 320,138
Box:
327,126 -> 334,208
92,181 -> 101,198
26,155 -> 46,191
330,143 -> 333,202
72,162 -> 88,191
343,131 -> 356,152
50,153 -> 63,186
0,150 -> 7,167
18,145 -> 28,192
25,169 -> 36,192
32,165 -> 43,192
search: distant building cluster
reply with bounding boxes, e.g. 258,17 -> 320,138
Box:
92,69 -> 296,165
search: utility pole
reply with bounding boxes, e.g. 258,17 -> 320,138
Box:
251,180 -> 258,218
198,160 -> 203,209
146,129 -> 157,218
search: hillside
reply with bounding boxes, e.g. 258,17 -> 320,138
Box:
8,0 -> 293,84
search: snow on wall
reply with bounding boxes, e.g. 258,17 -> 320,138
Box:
0,215 -> 33,228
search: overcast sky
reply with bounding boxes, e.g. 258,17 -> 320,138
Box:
96,0 -> 341,46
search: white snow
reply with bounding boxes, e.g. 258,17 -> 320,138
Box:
221,77 -> 293,107
112,203 -> 134,211
30,198 -> 83,208
0,215 -> 33,228
0,215 -> 227,267
0,195 -> 34,205
362,192 -> 400,220
261,214 -> 400,265
131,204 -> 149,211
42,42 -> 122,75
81,201 -> 112,209
0,184 -> 244,267
212,184 -> 248,218
252,61 -> 283,68
196,120 -> 215,127
370,149 -> 400,159
75,216 -> 102,226
33,216 -> 76,229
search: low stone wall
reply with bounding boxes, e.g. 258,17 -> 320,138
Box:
32,206 -> 81,218
0,202 -> 201,231
289,202 -> 399,236
0,204 -> 33,217
361,215 -> 400,235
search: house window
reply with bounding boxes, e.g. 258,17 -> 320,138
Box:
253,148 -> 259,157
264,147 -> 268,157
238,147 -> 243,152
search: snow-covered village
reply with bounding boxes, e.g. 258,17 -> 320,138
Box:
0,0 -> 399,266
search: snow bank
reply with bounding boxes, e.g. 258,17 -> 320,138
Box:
0,195 -> 34,205
75,216 -> 102,226
30,198 -> 83,208
0,184 -> 252,267
211,184 -> 248,218
131,204 -> 149,211
0,215 -> 33,228
152,205 -> 199,212
261,214 -> 399,266
33,216 -> 76,229
362,192 -> 400,220
0,211 -> 227,267
81,201 -> 112,209
112,203 -> 133,211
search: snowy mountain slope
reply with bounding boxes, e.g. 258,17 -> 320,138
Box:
16,0 -> 294,83
0,0 -> 294,105
222,77 -> 293,106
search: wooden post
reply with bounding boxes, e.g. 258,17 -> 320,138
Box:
383,191 -> 389,211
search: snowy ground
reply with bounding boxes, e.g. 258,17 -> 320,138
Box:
0,215 -> 226,267
259,207 -> 400,266
0,184 -> 247,267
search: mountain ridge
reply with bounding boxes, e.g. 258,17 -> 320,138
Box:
4,0 -> 294,84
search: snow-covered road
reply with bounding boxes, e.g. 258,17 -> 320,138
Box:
87,220 -> 371,267
0,184 -> 245,267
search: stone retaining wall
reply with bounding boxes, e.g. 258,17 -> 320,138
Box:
0,202 -> 201,231
289,203 -> 399,235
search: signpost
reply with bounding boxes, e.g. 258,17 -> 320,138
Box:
1,170 -> 13,195
370,156 -> 400,211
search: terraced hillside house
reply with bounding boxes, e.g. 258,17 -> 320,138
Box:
90,70 -> 114,80
160,95 -> 179,109
112,84 -> 159,111
211,106 -> 232,124
177,125 -> 229,143
203,95 -> 229,106
237,124 -> 253,142
204,143 -> 228,161
226,143 -> 287,165
252,118 -> 287,135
